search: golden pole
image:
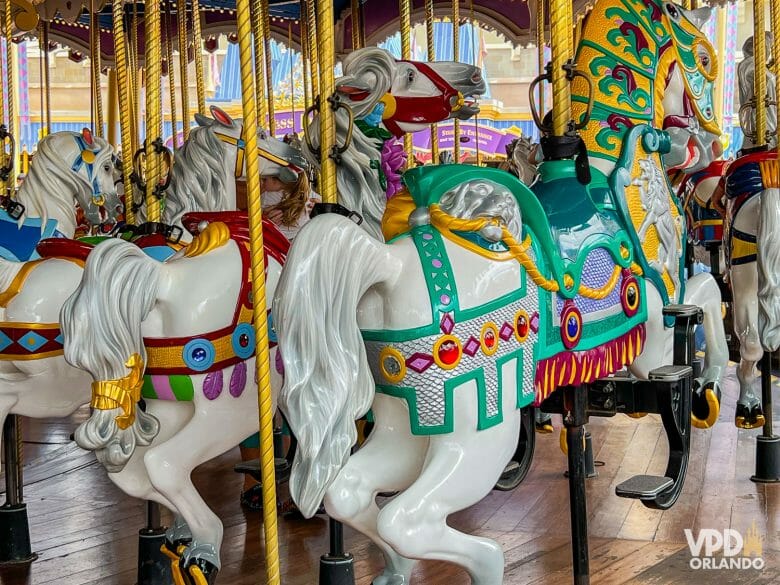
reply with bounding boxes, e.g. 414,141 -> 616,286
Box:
470,0 -> 481,166
425,0 -> 438,164
316,0 -> 336,201
191,0 -> 206,114
301,0 -> 312,110
113,0 -> 136,225
131,1 -> 140,148
351,0 -> 361,49
43,23 -> 51,135
90,1 -> 104,137
5,0 -> 16,189
262,0 -> 275,135
400,0 -> 413,167
681,0 -> 691,10
251,0 -> 268,127
453,0 -> 460,162
37,22 -> 45,137
144,0 -> 163,222
306,0 -> 320,98
107,68 -> 118,146
772,0 -> 780,147
236,0 -> 281,579
165,3 -> 178,148
288,21 -> 295,132
549,0 -> 573,136
537,0 -> 545,119
754,0 -> 767,147
177,0 -> 190,139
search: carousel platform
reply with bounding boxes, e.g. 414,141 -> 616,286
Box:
0,365 -> 778,585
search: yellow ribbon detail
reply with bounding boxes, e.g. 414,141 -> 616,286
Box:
90,353 -> 145,430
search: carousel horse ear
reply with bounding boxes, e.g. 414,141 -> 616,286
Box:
209,105 -> 235,128
278,166 -> 299,184
194,112 -> 212,127
82,127 -> 94,146
686,6 -> 712,29
337,83 -> 371,101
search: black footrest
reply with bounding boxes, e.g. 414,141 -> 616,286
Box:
615,475 -> 673,499
662,304 -> 701,318
649,365 -> 692,382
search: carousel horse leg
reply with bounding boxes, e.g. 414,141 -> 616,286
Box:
731,262 -> 766,429
143,387 -> 259,585
683,272 -> 728,427
375,393 -> 522,585
324,394 -> 428,585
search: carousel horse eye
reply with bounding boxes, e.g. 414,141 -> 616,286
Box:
406,68 -> 416,85
666,3 -> 678,17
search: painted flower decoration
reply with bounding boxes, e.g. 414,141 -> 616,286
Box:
381,139 -> 407,200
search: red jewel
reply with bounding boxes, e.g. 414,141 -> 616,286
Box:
484,330 -> 496,348
517,315 -> 529,338
438,341 -> 459,365
239,333 -> 249,348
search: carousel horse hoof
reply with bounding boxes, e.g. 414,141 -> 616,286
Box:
535,421 -> 554,433
160,540 -> 188,585
372,571 -> 408,585
735,403 -> 765,430
691,381 -> 720,429
183,558 -> 219,585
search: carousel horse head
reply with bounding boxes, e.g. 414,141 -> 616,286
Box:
257,129 -> 309,183
18,128 -> 121,232
336,46 -> 486,136
504,136 -> 539,185
657,4 -> 722,172
142,106 -> 244,231
303,47 -> 486,240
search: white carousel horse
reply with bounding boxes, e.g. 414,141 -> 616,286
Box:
570,0 -> 728,429
61,48 -> 486,585
702,34 -> 776,428
0,108 -> 255,459
272,2 -> 724,583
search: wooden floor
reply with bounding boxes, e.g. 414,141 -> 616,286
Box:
0,365 -> 778,585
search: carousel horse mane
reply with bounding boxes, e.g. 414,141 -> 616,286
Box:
135,123 -> 233,228
302,49 -> 394,240
61,238 -> 162,471
276,179 -> 524,516
17,131 -> 114,235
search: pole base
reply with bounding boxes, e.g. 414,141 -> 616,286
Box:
137,527 -> 172,585
565,430 -> 598,480
319,553 -> 355,585
0,504 -> 36,565
751,435 -> 780,483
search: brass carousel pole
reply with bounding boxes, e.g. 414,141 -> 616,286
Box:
130,1 -> 140,147
452,0 -> 460,162
425,0 -> 438,163
306,0 -> 319,98
252,0 -> 268,127
262,0 -> 275,135
5,0 -> 16,189
537,0 -> 545,121
301,0 -> 311,109
350,0 -> 361,49
164,2 -> 178,147
144,0 -> 163,222
400,0 -> 413,167
754,0 -> 767,149
177,0 -> 191,139
191,0 -> 205,114
113,0 -> 136,225
235,0 -> 282,580
470,0 -> 480,166
90,0 -> 104,137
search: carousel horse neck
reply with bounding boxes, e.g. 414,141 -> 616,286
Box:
15,132 -> 117,238
737,55 -> 777,150
139,124 -> 240,238
572,0 -> 717,178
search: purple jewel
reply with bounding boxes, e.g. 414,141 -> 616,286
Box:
422,233 -> 433,240
275,350 -> 285,375
230,362 -> 247,397
530,312 -> 540,333
463,336 -> 480,356
499,323 -> 514,341
440,313 -> 455,334
432,259 -> 443,268
406,353 -> 434,373
440,294 -> 451,306
203,370 -> 224,400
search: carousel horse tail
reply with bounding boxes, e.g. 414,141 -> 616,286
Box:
62,238 -> 161,472
273,213 -> 403,518
757,185 -> 780,352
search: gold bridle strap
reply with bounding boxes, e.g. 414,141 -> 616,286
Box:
214,131 -> 297,179
90,353 -> 145,430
